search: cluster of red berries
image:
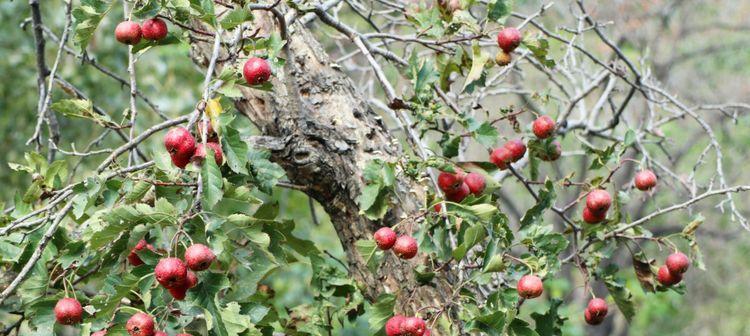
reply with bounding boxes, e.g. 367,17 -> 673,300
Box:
374,227 -> 419,259
54,242 -> 216,335
164,125 -> 224,169
495,27 -> 522,66
436,169 -> 485,203
490,139 -> 527,169
657,252 -> 689,286
584,298 -> 609,325
115,18 -> 168,45
488,115 -> 560,170
385,315 -> 430,336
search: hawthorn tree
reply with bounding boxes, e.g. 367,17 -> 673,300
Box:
1,0 -> 749,335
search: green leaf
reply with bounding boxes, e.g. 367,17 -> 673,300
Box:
488,0 -> 512,22
51,99 -> 119,128
507,319 -> 540,336
220,8 -> 252,29
221,126 -> 249,174
472,122 -> 499,148
124,181 -> 152,204
367,293 -> 396,334
355,239 -> 384,273
188,272 -> 231,336
201,150 -> 224,209
531,299 -> 565,336
602,266 -> 636,322
467,311 -> 506,335
72,0 -> 113,51
220,301 -> 254,336
519,181 -> 555,228
452,224 -> 487,260
462,42 -> 489,92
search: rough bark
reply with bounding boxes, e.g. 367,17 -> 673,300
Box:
190,10 -> 455,332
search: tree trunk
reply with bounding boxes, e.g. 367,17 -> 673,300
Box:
190,11 -> 455,333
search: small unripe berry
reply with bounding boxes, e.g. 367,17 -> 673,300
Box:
141,18 -> 168,41
128,239 -> 156,266
504,139 -> 526,162
437,170 -> 464,193
537,140 -> 562,161
495,51 -> 512,66
393,235 -> 418,259
155,257 -> 188,289
115,21 -> 142,45
445,182 -> 470,203
243,57 -> 272,85
126,312 -> 155,336
185,244 -> 216,271
657,265 -> 682,286
587,298 -> 608,318
517,275 -> 543,299
490,147 -> 513,170
191,142 -> 224,166
464,172 -> 486,195
532,115 -> 556,139
582,207 -> 607,224
585,189 -> 612,213
401,317 -> 426,336
634,169 -> 657,191
584,308 -> 604,325
666,252 -> 689,274
385,315 -> 406,336
54,298 -> 83,325
374,227 -> 397,250
496,27 -> 522,53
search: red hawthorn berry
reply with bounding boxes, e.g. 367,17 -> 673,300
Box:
191,142 -> 224,166
164,127 -> 196,165
128,239 -> 156,266
155,257 -> 188,289
54,297 -> 83,325
496,27 -> 522,53
582,207 -> 607,224
115,21 -> 142,45
243,57 -> 272,85
584,308 -> 604,325
401,317 -> 426,336
374,227 -> 397,250
464,172 -> 486,195
504,139 -> 527,162
141,18 -> 168,41
422,330 -> 431,336
186,270 -> 198,289
433,202 -> 442,213
126,312 -> 155,336
585,189 -> 612,213
532,115 -> 556,139
176,334 -> 193,336
657,265 -> 682,286
517,275 -> 543,299
155,331 -> 168,336
445,182 -> 470,203
393,235 -> 418,259
587,298 -> 608,318
490,147 -> 514,170
385,315 -> 406,336
437,169 -> 465,193
168,284 -> 188,300
184,244 -> 216,271
634,169 -> 657,191
666,252 -> 690,274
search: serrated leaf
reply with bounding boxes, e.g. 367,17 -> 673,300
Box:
220,8 -> 252,29
452,224 -> 487,260
488,0 -> 512,22
124,181 -> 152,203
367,293 -> 396,334
355,239 -> 384,273
221,127 -> 249,174
201,150 -> 224,209
72,0 -> 113,51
